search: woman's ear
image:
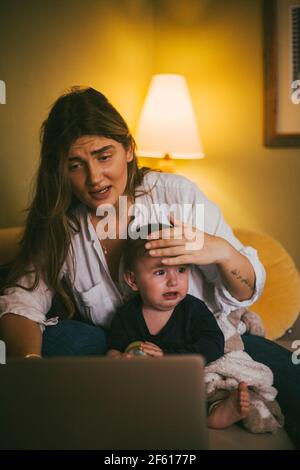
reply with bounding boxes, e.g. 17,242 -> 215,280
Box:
123,270 -> 139,291
126,147 -> 134,163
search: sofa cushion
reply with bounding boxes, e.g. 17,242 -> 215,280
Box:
209,424 -> 294,450
234,228 -> 300,340
0,227 -> 23,265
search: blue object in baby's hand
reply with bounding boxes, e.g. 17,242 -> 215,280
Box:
133,348 -> 147,356
125,341 -> 147,356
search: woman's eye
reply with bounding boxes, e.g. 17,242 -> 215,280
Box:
178,267 -> 186,273
68,162 -> 82,172
98,155 -> 112,162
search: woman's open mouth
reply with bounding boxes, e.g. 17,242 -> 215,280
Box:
89,185 -> 112,200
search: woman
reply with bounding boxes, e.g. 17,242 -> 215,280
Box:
0,87 -> 299,446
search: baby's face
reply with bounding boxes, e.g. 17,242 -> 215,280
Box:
132,255 -> 189,311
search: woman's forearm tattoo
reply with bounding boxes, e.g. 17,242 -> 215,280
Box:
231,269 -> 255,292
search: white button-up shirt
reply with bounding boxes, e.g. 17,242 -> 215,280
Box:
0,172 -> 266,330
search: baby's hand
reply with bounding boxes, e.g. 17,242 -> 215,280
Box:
140,341 -> 164,357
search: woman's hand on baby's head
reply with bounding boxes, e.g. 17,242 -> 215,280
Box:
145,215 -> 229,267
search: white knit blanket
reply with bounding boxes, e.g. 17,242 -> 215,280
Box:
205,350 -> 284,433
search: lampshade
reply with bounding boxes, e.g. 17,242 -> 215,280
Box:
135,74 -> 204,159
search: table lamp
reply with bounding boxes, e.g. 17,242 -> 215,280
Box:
135,74 -> 204,171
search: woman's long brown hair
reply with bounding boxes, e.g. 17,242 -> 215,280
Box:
4,87 -> 151,318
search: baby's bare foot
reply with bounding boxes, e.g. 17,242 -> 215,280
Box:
207,382 -> 250,429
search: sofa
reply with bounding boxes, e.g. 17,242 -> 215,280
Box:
0,226 -> 299,450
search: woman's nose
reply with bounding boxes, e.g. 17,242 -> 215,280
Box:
87,161 -> 102,186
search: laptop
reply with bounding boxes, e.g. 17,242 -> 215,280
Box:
0,355 -> 208,450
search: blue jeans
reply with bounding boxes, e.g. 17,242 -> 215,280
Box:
243,334 -> 300,448
42,320 -> 107,356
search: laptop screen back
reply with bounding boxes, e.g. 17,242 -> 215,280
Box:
0,355 -> 208,450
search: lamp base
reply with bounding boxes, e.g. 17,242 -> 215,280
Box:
156,154 -> 174,173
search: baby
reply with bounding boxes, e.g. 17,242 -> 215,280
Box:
107,224 -> 250,429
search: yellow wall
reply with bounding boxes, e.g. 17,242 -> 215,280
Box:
1,0 -> 300,269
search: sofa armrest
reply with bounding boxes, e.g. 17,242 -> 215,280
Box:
275,312 -> 300,351
0,227 -> 23,265
278,314 -> 300,341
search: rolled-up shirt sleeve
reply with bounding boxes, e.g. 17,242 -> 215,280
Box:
210,204 -> 266,313
214,245 -> 266,315
187,181 -> 266,314
0,271 -> 56,331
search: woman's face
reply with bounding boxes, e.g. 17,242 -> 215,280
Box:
67,135 -> 133,213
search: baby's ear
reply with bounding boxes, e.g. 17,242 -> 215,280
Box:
123,270 -> 139,291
